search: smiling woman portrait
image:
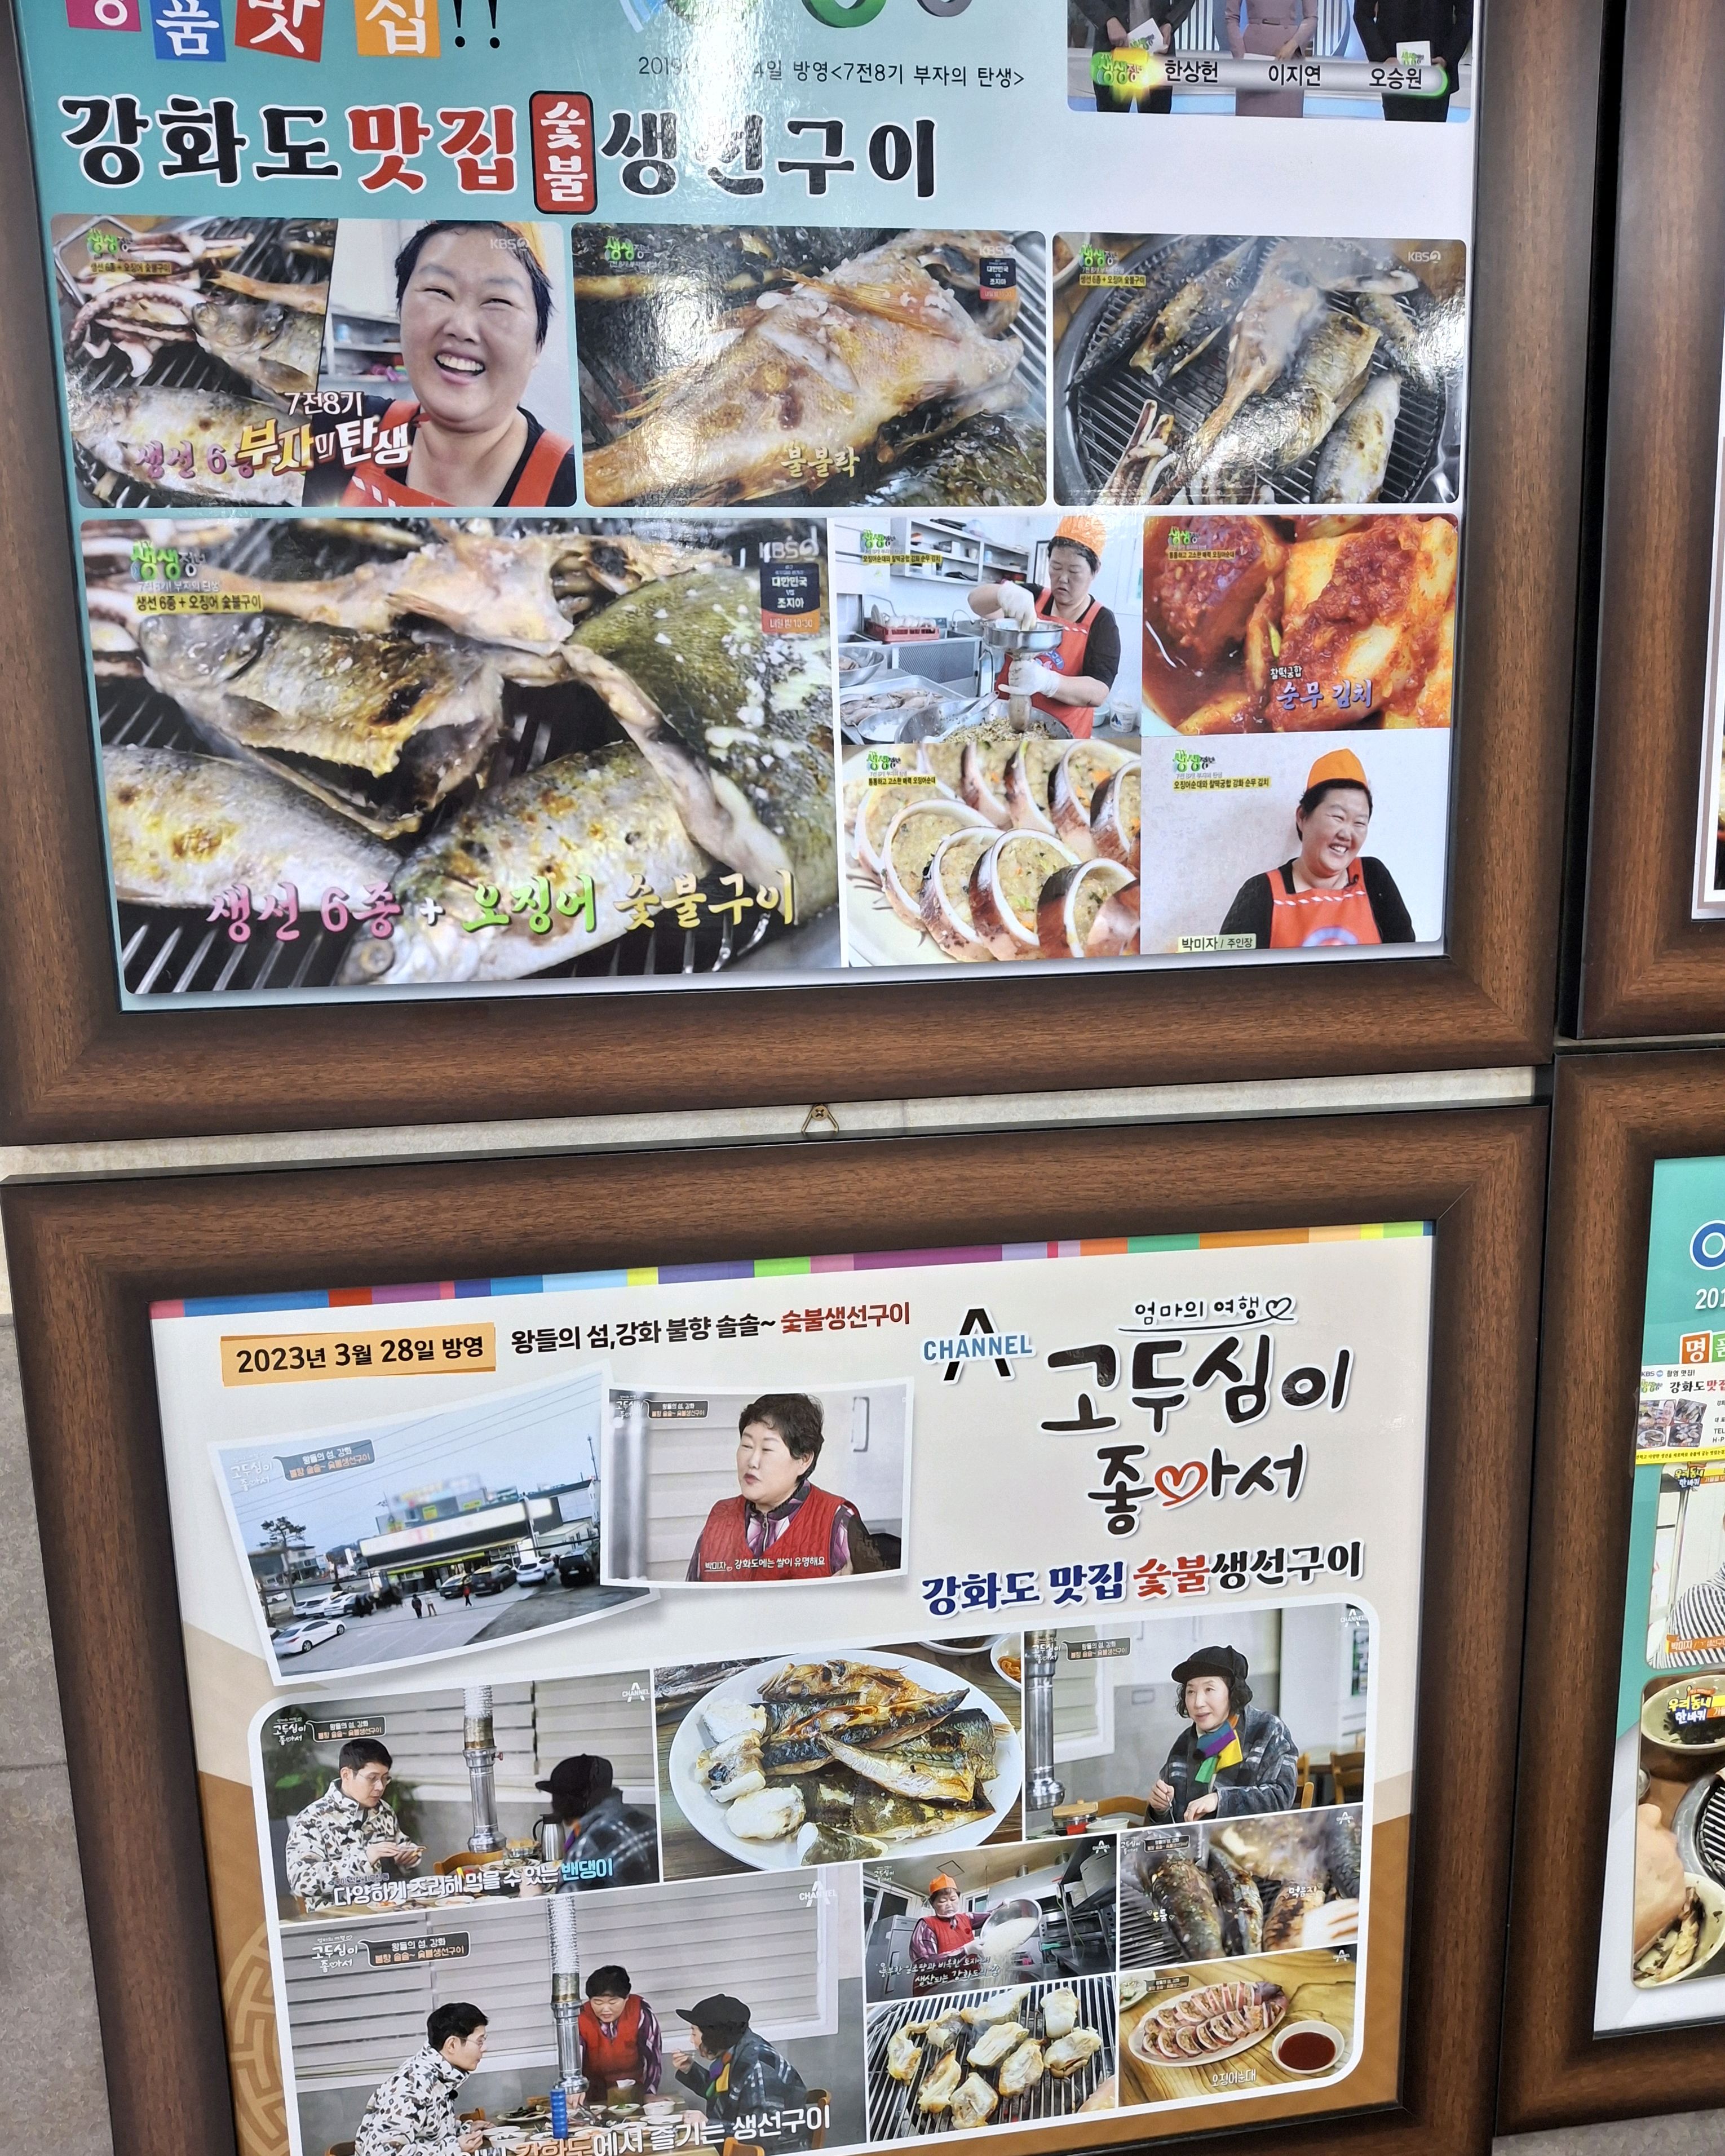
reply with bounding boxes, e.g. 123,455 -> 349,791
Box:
310,219 -> 578,510
1217,747 -> 1416,950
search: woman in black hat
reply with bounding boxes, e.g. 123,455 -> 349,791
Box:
534,1754 -> 660,1889
1145,1645 -> 1299,1824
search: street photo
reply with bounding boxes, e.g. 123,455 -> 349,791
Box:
214,1367 -> 650,1683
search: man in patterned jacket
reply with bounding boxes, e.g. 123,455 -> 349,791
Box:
284,1737 -> 423,1906
355,2003 -> 488,2156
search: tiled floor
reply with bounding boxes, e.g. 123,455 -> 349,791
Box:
0,1313 -> 1710,2156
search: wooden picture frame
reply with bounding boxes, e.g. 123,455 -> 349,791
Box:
1576,0 -> 1725,1036
0,0 -> 1602,1144
1499,1050 -> 1725,2130
6,1104 -> 1546,2156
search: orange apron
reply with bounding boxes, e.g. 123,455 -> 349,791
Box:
1023,588 -> 1098,740
339,399 -> 573,508
1266,860 -> 1381,949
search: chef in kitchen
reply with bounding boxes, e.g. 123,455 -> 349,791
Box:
966,516 -> 1121,740
685,1393 -> 882,1583
909,1874 -> 979,1980
1145,1644 -> 1300,1823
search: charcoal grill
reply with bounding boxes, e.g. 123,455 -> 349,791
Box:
1055,234 -> 1458,508
92,514 -> 832,997
1675,1772 -> 1725,1888
577,228 -> 1047,507
864,1973 -> 1116,2140
55,215 -> 333,511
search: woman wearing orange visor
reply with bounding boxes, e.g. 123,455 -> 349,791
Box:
966,516 -> 1120,741
312,220 -> 577,510
1218,749 -> 1416,949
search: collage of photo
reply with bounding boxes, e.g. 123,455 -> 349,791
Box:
61,215 -> 1468,995
253,1603 -> 1373,2153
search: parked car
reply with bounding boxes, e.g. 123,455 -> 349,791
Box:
271,1617 -> 346,1656
556,1547 -> 596,1587
330,1591 -> 375,1617
439,1574 -> 471,1599
512,1559 -> 553,1586
295,1594 -> 339,1617
468,1565 -> 516,1596
373,1582 -> 402,1608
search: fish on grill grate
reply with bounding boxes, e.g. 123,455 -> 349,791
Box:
66,376 -> 307,507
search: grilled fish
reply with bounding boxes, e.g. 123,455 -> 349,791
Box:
850,1792 -> 979,1840
1211,1815 -> 1330,1888
1040,1989 -> 1079,2042
886,2030 -> 922,2082
728,1784 -> 805,1841
1073,234 -> 1223,383
560,563 -> 838,911
338,740 -> 713,985
136,608 -> 502,840
996,2039 -> 1045,2098
1189,312 -> 1380,504
966,2021 -> 1028,2071
820,1734 -> 974,1804
903,2012 -> 964,2052
866,409 -> 1047,508
1208,1855 -> 1264,1958
700,1701 -> 767,1747
1130,238 -> 1264,378
948,2074 -> 998,2129
1260,1883 -> 1324,1952
1313,372 -> 1401,503
1139,1848 -> 1223,1962
1043,2029 -> 1104,2078
916,2051 -> 963,2113
697,1731 -> 767,1805
582,232 -> 1027,507
103,743 -> 398,910
961,1988 -> 1029,2026
201,532 -> 716,656
1325,1808 -> 1363,1899
1177,241 -> 1330,473
794,1822 -> 886,1865
67,377 -> 306,507
191,294 -> 324,399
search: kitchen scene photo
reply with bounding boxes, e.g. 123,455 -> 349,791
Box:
570,225 -> 1047,510
831,511 -> 1141,968
862,1834 -> 1118,2004
653,1641 -> 1024,1880
1141,511 -> 1458,734
84,513 -> 840,998
214,1366 -> 648,1683
256,1672 -> 660,1924
1117,1951 -> 1357,2105
1139,731 -> 1448,958
1065,6 -> 1474,121
1052,234 -> 1465,511
863,1971 -> 1117,2137
278,1866 -> 866,2156
1019,1605 -> 1370,1841
300,217 -> 577,510
600,1384 -> 910,1587
52,211 -> 333,509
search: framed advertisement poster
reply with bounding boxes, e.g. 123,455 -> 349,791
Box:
6,1105 -> 1545,2156
0,0 -> 1599,1142
1575,0 -> 1725,1038
1500,1050 -> 1725,2131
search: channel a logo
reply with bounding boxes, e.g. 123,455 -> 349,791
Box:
923,1307 -> 1034,1382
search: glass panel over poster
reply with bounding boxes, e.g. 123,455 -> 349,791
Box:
149,1223 -> 1433,2154
18,0 -> 1476,1005
1597,1160 -> 1725,2029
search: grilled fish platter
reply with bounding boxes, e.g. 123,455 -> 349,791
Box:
581,228 -> 1040,508
673,1653 -> 1018,1870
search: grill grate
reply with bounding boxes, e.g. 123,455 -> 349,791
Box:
94,515 -> 815,995
58,215 -> 334,511
864,1973 -> 1116,2140
578,228 -> 1047,504
1692,1781 -> 1725,1885
1056,234 -> 1454,508
1116,1884 -> 1185,1971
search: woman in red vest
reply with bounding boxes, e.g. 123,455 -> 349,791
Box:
307,219 -> 577,510
909,1875 -> 978,1972
579,1964 -> 663,2101
685,1394 -> 878,1583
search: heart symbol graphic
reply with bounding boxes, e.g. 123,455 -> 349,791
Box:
1153,1460 -> 1207,1508
1265,1296 -> 1294,1320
